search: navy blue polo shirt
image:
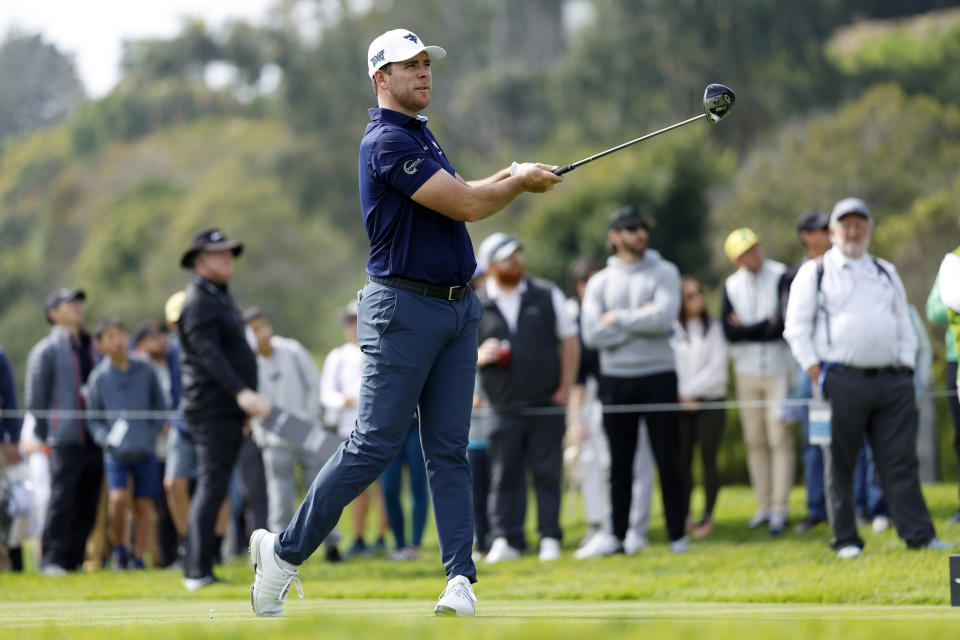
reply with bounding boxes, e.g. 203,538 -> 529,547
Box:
359,107 -> 477,286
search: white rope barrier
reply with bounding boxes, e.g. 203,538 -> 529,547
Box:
2,389 -> 956,420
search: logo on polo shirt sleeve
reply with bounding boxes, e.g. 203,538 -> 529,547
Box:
403,157 -> 425,175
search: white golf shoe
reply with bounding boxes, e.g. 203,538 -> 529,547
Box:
183,575 -> 217,591
484,537 -> 521,564
434,575 -> 477,617
574,531 -> 623,559
249,529 -> 303,617
538,537 -> 562,562
836,545 -> 862,559
41,564 -> 67,576
669,535 -> 691,554
871,516 -> 890,534
623,530 -> 649,555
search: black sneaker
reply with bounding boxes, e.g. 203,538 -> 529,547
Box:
346,538 -> 369,557
794,516 -> 827,533
325,546 -> 343,563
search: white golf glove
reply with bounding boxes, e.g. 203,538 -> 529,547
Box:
510,161 -> 536,176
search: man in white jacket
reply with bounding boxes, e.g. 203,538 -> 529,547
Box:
721,228 -> 795,535
785,197 -> 949,557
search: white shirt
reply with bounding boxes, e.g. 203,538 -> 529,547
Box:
673,318 -> 728,399
784,247 -> 915,371
319,342 -> 363,440
724,258 -> 793,376
484,278 -> 578,339
938,252 -> 960,311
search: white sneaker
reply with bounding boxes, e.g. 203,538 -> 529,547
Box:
923,536 -> 955,550
249,529 -> 304,617
574,531 -> 623,559
41,564 -> 67,576
871,516 -> 890,534
539,537 -> 561,561
484,537 -> 521,564
669,535 -> 690,554
837,545 -> 862,559
748,512 -> 770,529
768,512 -> 788,536
389,547 -> 420,561
434,575 -> 477,617
183,575 -> 216,591
623,530 -> 648,555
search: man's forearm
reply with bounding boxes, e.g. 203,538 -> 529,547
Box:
465,167 -> 511,188
446,176 -> 527,222
412,164 -> 558,223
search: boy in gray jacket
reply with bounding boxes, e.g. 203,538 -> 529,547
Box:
25,288 -> 100,573
87,317 -> 167,569
580,205 -> 689,554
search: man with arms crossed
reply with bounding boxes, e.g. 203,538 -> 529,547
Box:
249,28 -> 561,617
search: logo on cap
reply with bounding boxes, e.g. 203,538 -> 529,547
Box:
210,231 -> 223,241
370,49 -> 385,67
404,33 -> 418,43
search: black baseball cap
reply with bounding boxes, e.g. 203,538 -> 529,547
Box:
797,209 -> 829,233
43,288 -> 85,323
608,205 -> 648,231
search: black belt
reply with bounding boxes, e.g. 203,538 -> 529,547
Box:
842,365 -> 902,377
368,275 -> 469,301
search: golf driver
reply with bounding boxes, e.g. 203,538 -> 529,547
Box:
553,83 -> 735,176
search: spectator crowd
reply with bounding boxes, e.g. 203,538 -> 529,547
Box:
0,195 -> 958,583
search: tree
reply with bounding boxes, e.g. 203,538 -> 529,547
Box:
0,31 -> 85,139
723,85 -> 960,305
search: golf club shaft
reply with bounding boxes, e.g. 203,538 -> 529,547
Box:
554,113 -> 706,176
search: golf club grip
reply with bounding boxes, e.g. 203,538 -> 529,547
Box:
554,165 -> 575,176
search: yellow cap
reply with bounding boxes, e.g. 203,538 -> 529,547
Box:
164,290 -> 186,324
724,228 -> 759,262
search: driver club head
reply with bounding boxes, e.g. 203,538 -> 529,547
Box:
703,83 -> 735,123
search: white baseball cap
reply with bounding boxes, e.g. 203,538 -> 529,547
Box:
367,29 -> 446,78
830,197 -> 873,225
477,232 -> 522,271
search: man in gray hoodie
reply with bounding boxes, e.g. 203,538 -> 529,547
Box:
25,288 -> 100,573
580,205 -> 689,554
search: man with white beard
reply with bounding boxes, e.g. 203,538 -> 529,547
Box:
784,197 -> 952,558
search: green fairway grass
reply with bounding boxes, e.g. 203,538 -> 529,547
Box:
1,599 -> 959,640
1,484 -> 959,638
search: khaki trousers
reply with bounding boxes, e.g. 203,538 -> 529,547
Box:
735,373 -> 795,515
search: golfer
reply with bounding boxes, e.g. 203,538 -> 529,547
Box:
250,28 -> 561,618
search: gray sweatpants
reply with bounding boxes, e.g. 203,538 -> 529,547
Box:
262,432 -> 341,547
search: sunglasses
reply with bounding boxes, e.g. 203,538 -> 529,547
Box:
619,224 -> 644,233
